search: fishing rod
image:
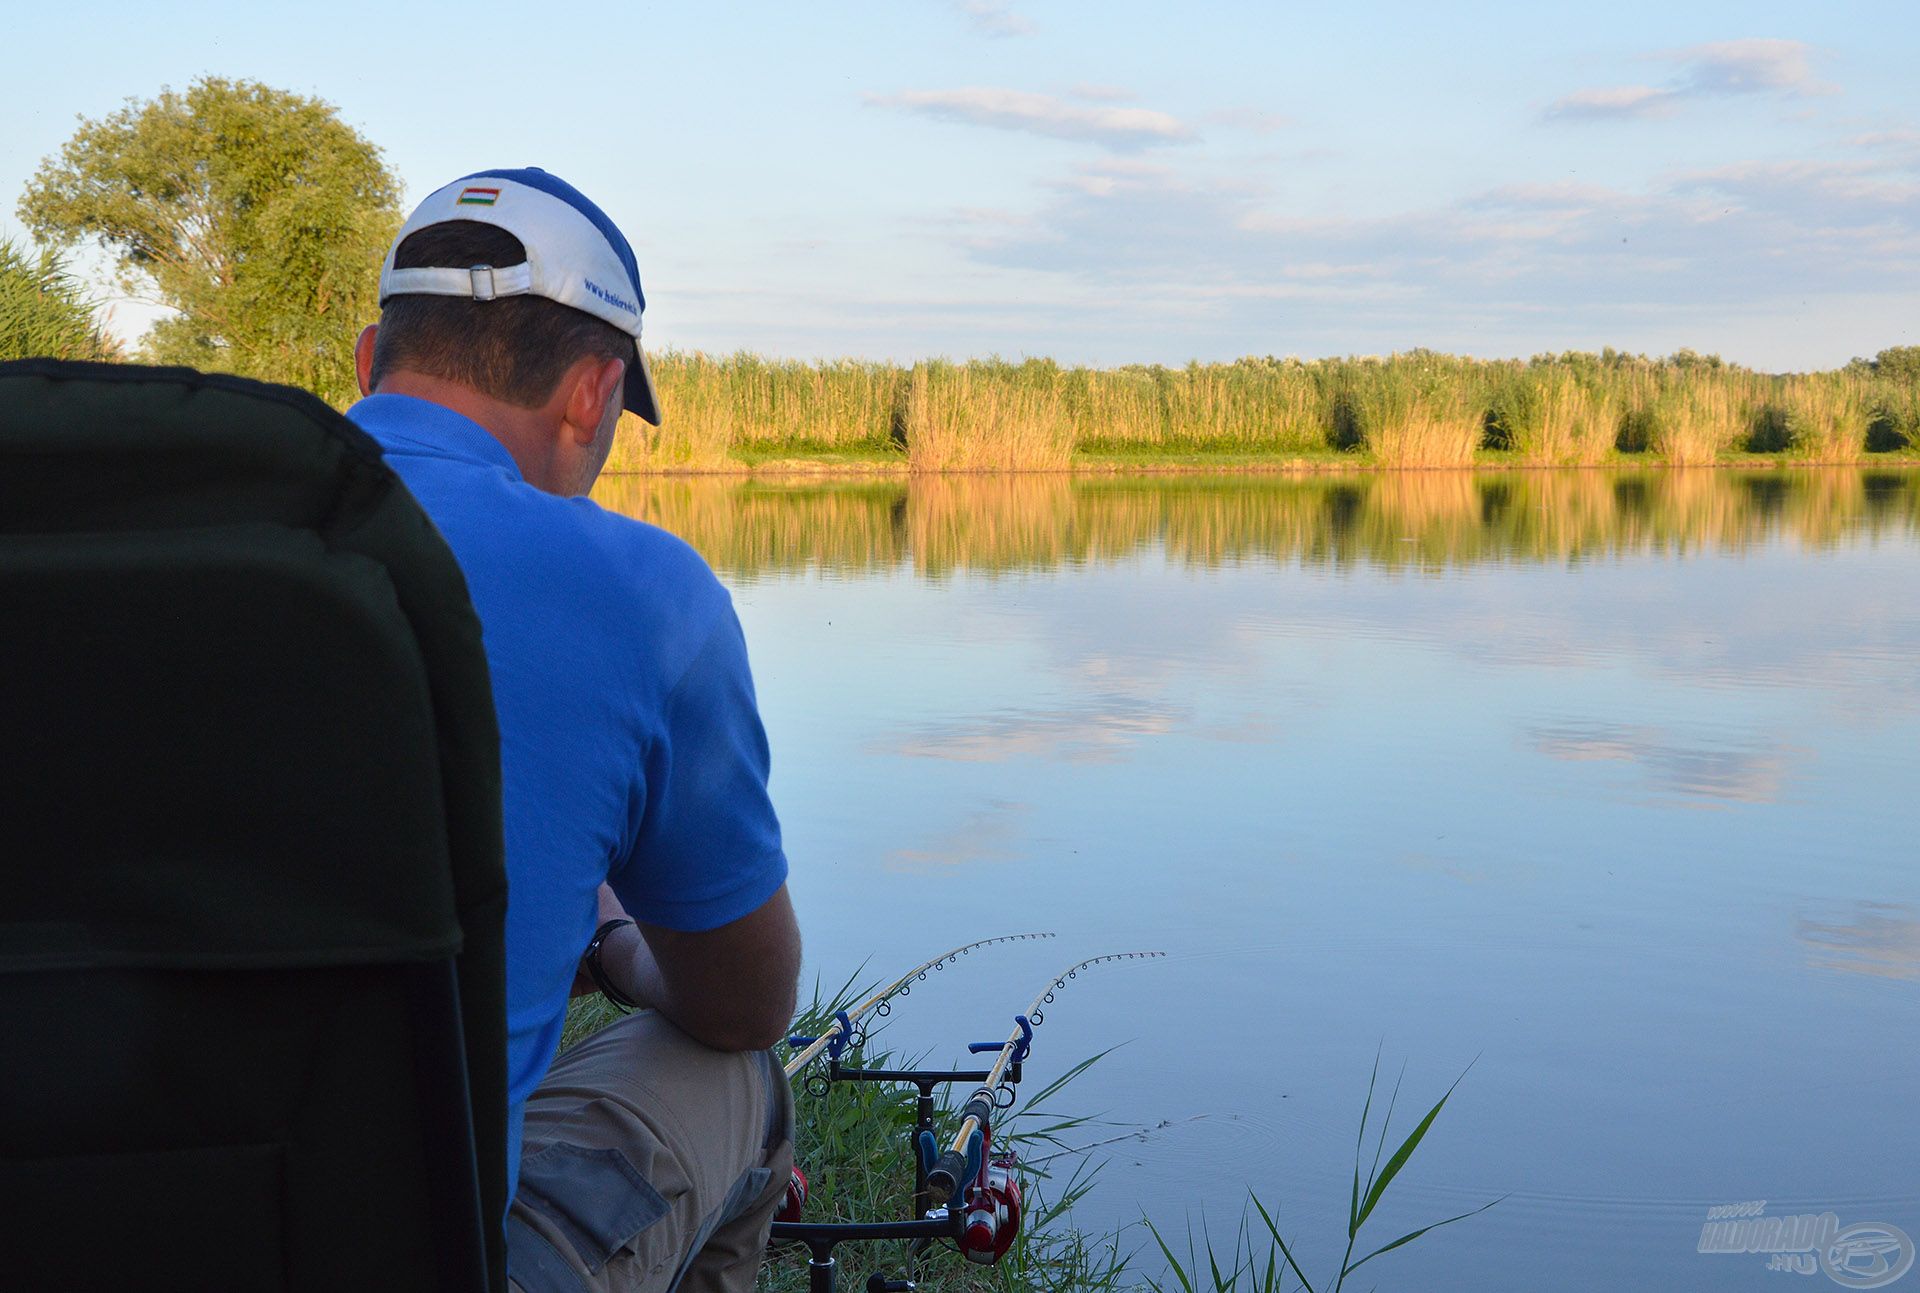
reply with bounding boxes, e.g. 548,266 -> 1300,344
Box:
921,950 -> 1165,1265
771,946 -> 1164,1291
783,932 -> 1055,1079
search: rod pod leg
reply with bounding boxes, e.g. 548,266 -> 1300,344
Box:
807,1241 -> 836,1293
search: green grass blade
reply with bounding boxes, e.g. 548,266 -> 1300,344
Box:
1354,1064 -> 1472,1230
1015,1045 -> 1118,1109
1363,1061 -> 1407,1206
1252,1193 -> 1319,1293
1342,1197 -> 1504,1278
1347,1046 -> 1381,1235
1144,1216 -> 1199,1293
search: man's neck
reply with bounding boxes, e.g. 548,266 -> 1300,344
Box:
373,371 -> 560,489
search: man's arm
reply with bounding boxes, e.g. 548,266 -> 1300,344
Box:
590,881 -> 801,1052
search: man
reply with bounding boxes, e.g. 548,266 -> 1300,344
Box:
346,168 -> 802,1293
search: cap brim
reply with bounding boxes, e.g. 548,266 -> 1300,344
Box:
624,342 -> 662,426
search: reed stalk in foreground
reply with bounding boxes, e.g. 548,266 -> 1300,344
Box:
1145,1055 -> 1497,1293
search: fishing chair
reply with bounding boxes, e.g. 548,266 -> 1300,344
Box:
0,360 -> 509,1292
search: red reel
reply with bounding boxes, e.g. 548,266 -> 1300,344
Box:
959,1156 -> 1023,1264
776,1165 -> 809,1224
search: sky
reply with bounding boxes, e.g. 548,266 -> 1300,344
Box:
3,0 -> 1917,371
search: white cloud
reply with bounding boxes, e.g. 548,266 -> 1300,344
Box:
1544,85 -> 1678,122
1545,37 -> 1831,122
865,87 -> 1196,151
932,134 -> 1920,362
951,0 -> 1034,38
1679,38 -> 1830,97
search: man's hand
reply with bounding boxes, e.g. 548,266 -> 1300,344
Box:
583,882 -> 801,1052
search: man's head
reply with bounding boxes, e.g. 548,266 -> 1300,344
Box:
355,168 -> 659,496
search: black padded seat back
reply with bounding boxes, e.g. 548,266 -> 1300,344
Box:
0,360 -> 508,1291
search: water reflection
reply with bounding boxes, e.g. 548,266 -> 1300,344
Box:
1525,721 -> 1795,805
1798,903 -> 1920,980
884,799 -> 1032,872
876,697 -> 1182,764
592,468 -> 1920,578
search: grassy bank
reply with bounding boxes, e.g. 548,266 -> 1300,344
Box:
561,993 -> 1486,1292
609,349 -> 1920,473
561,991 -> 1130,1291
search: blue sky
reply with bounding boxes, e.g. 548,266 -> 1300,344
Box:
4,0 -> 1916,370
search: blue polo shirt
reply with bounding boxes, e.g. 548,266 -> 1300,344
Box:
346,394 -> 788,1197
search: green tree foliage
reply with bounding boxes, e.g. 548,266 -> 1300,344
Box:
0,239 -> 116,362
20,77 -> 401,405
1866,346 -> 1920,383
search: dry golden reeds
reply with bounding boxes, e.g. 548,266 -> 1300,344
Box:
586,350 -> 1918,473
903,360 -> 1074,472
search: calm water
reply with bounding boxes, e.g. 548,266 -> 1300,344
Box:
599,468 -> 1920,1291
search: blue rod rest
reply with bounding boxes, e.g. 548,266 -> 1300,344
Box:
786,1008 -> 857,1059
968,1015 -> 1034,1060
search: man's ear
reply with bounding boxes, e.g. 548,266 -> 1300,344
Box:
563,355 -> 628,445
354,325 -> 379,396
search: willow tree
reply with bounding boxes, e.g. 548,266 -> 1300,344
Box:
20,77 -> 402,405
0,240 -> 116,362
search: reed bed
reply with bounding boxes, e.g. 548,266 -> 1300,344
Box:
1487,365 -> 1620,465
600,349 -> 1920,472
905,359 -> 1075,472
1763,375 -> 1873,462
1348,355 -> 1488,468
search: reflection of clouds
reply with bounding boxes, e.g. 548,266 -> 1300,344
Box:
886,799 -> 1031,872
878,697 -> 1181,764
1798,903 -> 1920,980
1527,721 -> 1794,804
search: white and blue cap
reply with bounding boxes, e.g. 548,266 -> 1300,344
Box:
379,167 -> 662,425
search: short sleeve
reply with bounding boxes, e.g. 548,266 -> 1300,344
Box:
609,601 -> 788,931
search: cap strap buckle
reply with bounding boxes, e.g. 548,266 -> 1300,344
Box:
469,264 -> 499,302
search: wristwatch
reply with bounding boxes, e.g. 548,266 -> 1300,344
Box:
584,918 -> 639,1011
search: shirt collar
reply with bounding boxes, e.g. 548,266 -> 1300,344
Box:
346,393 -> 525,480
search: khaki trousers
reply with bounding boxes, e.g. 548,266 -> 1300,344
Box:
505,1011 -> 794,1293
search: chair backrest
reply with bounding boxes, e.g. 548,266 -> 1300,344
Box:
0,360 -> 508,1292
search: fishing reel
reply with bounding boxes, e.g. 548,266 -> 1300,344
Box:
776,1165 -> 809,1225
958,1153 -> 1022,1264
771,944 -> 1160,1293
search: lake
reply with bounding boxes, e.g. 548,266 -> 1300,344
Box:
597,467 -> 1920,1291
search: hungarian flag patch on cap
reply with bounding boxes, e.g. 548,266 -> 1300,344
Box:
457,186 -> 501,206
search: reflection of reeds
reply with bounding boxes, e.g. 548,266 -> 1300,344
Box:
907,475 -> 1078,574
594,468 -> 1920,579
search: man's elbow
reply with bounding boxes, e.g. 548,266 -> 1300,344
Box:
689,996 -> 796,1053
